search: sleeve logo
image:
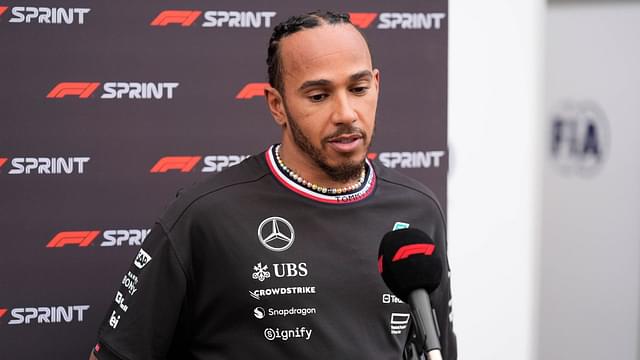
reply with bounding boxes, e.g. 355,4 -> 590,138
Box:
134,249 -> 152,269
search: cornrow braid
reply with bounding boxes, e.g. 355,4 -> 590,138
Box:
266,11 -> 352,93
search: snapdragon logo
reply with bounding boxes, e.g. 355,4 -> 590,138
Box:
253,306 -> 317,319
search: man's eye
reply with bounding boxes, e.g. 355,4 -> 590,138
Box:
309,94 -> 327,102
351,86 -> 369,95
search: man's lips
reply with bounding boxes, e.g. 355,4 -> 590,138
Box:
326,134 -> 364,153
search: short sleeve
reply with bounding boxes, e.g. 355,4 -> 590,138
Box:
94,223 -> 188,360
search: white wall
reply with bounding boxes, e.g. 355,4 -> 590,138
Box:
448,1 -> 544,359
540,3 -> 640,359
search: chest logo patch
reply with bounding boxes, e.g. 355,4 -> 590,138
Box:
258,216 -> 295,252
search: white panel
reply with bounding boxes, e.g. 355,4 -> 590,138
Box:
448,1 -> 544,359
541,3 -> 640,360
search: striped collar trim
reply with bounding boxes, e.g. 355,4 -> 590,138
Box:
265,145 -> 376,204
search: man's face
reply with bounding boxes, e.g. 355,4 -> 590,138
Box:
277,23 -> 379,182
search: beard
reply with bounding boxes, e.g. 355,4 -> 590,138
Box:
284,104 -> 372,183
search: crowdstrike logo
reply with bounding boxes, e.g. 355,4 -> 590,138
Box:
368,151 -> 445,169
150,155 -> 250,173
46,229 -> 150,248
46,82 -> 179,99
0,6 -> 90,24
236,83 -> 269,99
349,12 -> 446,30
150,10 -> 276,28
0,156 -> 89,175
249,286 -> 316,301
3,305 -> 90,325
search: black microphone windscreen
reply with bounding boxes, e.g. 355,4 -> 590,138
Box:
378,228 -> 442,302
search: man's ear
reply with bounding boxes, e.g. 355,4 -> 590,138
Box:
264,87 -> 287,127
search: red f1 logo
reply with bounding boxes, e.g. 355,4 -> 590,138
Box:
392,244 -> 435,261
0,6 -> 8,17
0,158 -> 7,169
367,153 -> 378,160
47,231 -> 100,248
47,82 -> 100,99
0,308 -> 7,318
150,10 -> 202,26
236,83 -> 269,99
150,156 -> 201,173
349,13 -> 378,29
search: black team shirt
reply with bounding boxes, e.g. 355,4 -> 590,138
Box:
94,145 -> 457,359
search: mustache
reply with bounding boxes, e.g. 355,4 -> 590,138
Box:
322,126 -> 367,143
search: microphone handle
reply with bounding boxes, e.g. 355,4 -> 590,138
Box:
408,289 -> 442,354
427,349 -> 443,360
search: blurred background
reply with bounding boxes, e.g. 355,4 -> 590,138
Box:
449,0 -> 640,359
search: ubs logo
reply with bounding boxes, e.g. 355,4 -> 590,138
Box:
550,100 -> 609,176
258,217 -> 295,252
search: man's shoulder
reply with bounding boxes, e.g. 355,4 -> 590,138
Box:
372,159 -> 444,212
159,152 -> 269,231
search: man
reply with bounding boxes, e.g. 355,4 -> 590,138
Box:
90,11 -> 456,359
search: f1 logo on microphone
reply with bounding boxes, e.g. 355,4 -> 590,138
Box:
392,244 -> 435,261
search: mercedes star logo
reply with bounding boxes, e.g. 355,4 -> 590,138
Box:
258,216 -> 295,252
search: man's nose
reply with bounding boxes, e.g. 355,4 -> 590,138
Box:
330,92 -> 358,125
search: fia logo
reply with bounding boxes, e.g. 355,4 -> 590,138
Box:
550,100 -> 609,176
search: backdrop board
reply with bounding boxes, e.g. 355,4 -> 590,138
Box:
0,1 -> 448,358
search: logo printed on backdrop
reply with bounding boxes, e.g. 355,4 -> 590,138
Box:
549,100 -> 610,176
236,83 -> 269,99
348,12 -> 446,30
150,155 -> 249,173
0,308 -> 7,318
0,6 -> 90,24
1,157 -> 89,175
150,10 -> 276,28
368,151 -> 445,169
46,229 -> 150,248
47,82 -> 179,99
258,217 -> 295,252
390,313 -> 411,334
5,305 -> 90,325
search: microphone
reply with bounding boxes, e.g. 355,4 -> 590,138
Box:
378,228 -> 443,360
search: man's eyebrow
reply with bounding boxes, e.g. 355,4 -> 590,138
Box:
350,70 -> 373,82
298,70 -> 373,92
298,79 -> 331,91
